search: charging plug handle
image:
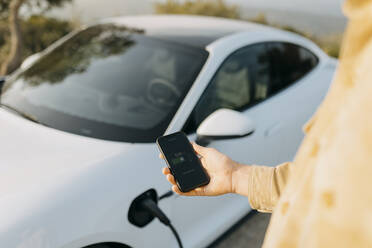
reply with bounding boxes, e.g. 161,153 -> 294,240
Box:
127,189 -> 183,248
128,189 -> 158,228
140,198 -> 170,226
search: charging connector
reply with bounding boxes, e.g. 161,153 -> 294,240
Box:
128,189 -> 183,248
139,198 -> 183,248
139,198 -> 170,226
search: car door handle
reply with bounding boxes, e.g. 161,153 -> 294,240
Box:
264,123 -> 282,137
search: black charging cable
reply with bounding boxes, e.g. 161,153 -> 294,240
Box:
140,198 -> 183,248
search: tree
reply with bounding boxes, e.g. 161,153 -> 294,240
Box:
22,15 -> 72,55
0,15 -> 72,71
0,0 -> 72,75
154,0 -> 241,19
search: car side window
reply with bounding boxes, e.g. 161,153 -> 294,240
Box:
266,42 -> 319,96
183,42 -> 319,134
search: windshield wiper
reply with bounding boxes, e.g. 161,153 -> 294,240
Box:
0,103 -> 48,126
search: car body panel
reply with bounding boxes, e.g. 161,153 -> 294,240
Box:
0,109 -> 174,247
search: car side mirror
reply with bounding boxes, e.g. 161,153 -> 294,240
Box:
196,108 -> 255,145
21,53 -> 41,70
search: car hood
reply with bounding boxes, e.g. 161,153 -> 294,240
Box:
0,107 -> 131,199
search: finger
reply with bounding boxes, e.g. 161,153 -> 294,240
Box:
172,185 -> 197,196
191,142 -> 208,156
167,174 -> 176,185
194,187 -> 206,194
172,185 -> 183,195
162,167 -> 170,175
159,153 -> 165,159
172,185 -> 202,196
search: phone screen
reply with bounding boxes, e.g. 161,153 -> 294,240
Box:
157,132 -> 210,192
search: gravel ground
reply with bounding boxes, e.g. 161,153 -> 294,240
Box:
210,211 -> 271,248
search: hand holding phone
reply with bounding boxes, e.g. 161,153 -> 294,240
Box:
157,132 -> 210,192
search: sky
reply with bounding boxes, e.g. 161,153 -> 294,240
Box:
50,0 -> 345,20
47,0 -> 347,36
230,0 -> 344,17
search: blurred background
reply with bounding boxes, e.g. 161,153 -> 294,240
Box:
0,0 -> 345,76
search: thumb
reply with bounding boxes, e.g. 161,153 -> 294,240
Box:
191,142 -> 208,156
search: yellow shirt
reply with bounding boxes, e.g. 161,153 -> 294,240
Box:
248,1 -> 372,247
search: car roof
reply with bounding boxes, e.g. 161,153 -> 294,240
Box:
101,15 -> 272,48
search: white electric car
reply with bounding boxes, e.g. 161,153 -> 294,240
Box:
0,15 -> 336,248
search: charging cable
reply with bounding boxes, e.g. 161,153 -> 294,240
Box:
139,198 -> 183,248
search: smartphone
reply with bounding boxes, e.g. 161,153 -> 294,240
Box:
156,132 -> 210,192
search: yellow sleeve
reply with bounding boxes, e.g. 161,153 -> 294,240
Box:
246,107 -> 316,213
247,162 -> 292,213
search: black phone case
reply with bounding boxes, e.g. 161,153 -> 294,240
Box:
156,132 -> 210,192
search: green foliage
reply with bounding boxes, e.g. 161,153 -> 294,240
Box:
249,13 -> 269,25
154,0 -> 241,19
313,34 -> 342,58
0,15 -> 73,66
0,0 -> 73,74
0,1 -> 10,19
27,0 -> 72,8
0,0 -> 71,19
0,18 -> 10,62
22,15 -> 72,56
0,18 -> 8,46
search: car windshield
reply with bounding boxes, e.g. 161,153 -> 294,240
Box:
0,24 -> 208,143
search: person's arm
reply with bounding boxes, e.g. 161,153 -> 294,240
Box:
232,114 -> 314,212
232,162 -> 292,213
161,143 -> 292,213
